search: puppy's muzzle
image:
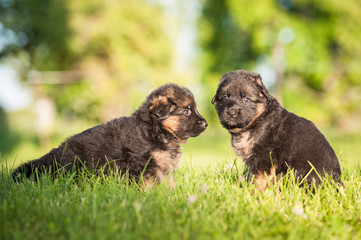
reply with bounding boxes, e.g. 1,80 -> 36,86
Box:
227,108 -> 239,118
195,110 -> 208,130
190,117 -> 207,138
198,119 -> 208,129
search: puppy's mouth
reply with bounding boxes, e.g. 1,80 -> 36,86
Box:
176,132 -> 203,145
220,117 -> 243,128
174,128 -> 207,144
219,117 -> 246,133
164,118 -> 207,144
220,109 -> 263,134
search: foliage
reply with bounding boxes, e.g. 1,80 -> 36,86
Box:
0,0 -> 174,72
1,156 -> 361,240
0,0 -> 176,120
197,0 -> 256,76
0,0 -> 74,70
0,107 -> 20,155
198,0 -> 361,128
67,0 -> 174,79
227,0 -> 361,87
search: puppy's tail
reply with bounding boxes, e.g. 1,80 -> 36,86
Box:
12,161 -> 36,181
12,157 -> 57,181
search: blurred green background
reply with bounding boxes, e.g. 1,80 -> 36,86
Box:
1,0 -> 360,169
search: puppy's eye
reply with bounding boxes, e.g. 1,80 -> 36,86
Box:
222,95 -> 229,102
243,97 -> 250,103
183,109 -> 191,116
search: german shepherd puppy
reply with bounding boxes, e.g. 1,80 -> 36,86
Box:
212,70 -> 342,191
13,83 -> 208,187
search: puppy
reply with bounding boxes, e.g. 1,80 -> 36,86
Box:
212,70 -> 342,191
13,83 -> 208,187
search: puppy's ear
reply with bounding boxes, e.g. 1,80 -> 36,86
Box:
250,75 -> 271,101
149,95 -> 175,119
211,96 -> 216,105
259,87 -> 271,101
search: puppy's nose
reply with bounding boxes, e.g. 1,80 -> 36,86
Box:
227,108 -> 238,118
198,120 -> 208,129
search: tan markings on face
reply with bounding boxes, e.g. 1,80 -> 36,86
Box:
249,76 -> 263,86
162,115 -> 180,133
172,96 -> 193,110
232,131 -> 254,159
149,95 -> 168,110
252,165 -> 278,192
229,103 -> 266,134
170,104 -> 176,112
256,103 -> 265,115
162,115 -> 187,143
149,88 -> 176,110
243,103 -> 265,129
165,88 -> 175,99
241,85 -> 253,94
182,97 -> 192,107
222,85 -> 230,94
255,78 -> 263,87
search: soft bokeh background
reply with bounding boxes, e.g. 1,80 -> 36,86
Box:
1,0 -> 360,170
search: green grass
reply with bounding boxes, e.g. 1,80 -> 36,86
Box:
2,123 -> 361,240
1,156 -> 361,240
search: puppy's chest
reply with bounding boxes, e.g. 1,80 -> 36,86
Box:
151,148 -> 182,172
232,132 -> 255,160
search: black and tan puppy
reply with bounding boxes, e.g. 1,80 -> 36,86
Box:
212,70 -> 342,191
13,83 -> 208,187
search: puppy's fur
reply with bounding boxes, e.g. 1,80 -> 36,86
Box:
13,83 -> 208,187
212,70 -> 342,191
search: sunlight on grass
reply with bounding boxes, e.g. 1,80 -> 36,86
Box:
1,153 -> 361,239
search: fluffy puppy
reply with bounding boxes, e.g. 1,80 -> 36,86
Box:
212,70 -> 342,191
13,83 -> 208,187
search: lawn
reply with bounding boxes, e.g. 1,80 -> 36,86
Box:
1,123 -> 361,240
1,152 -> 361,240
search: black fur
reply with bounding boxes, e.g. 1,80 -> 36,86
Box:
13,83 -> 208,186
212,70 -> 342,190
